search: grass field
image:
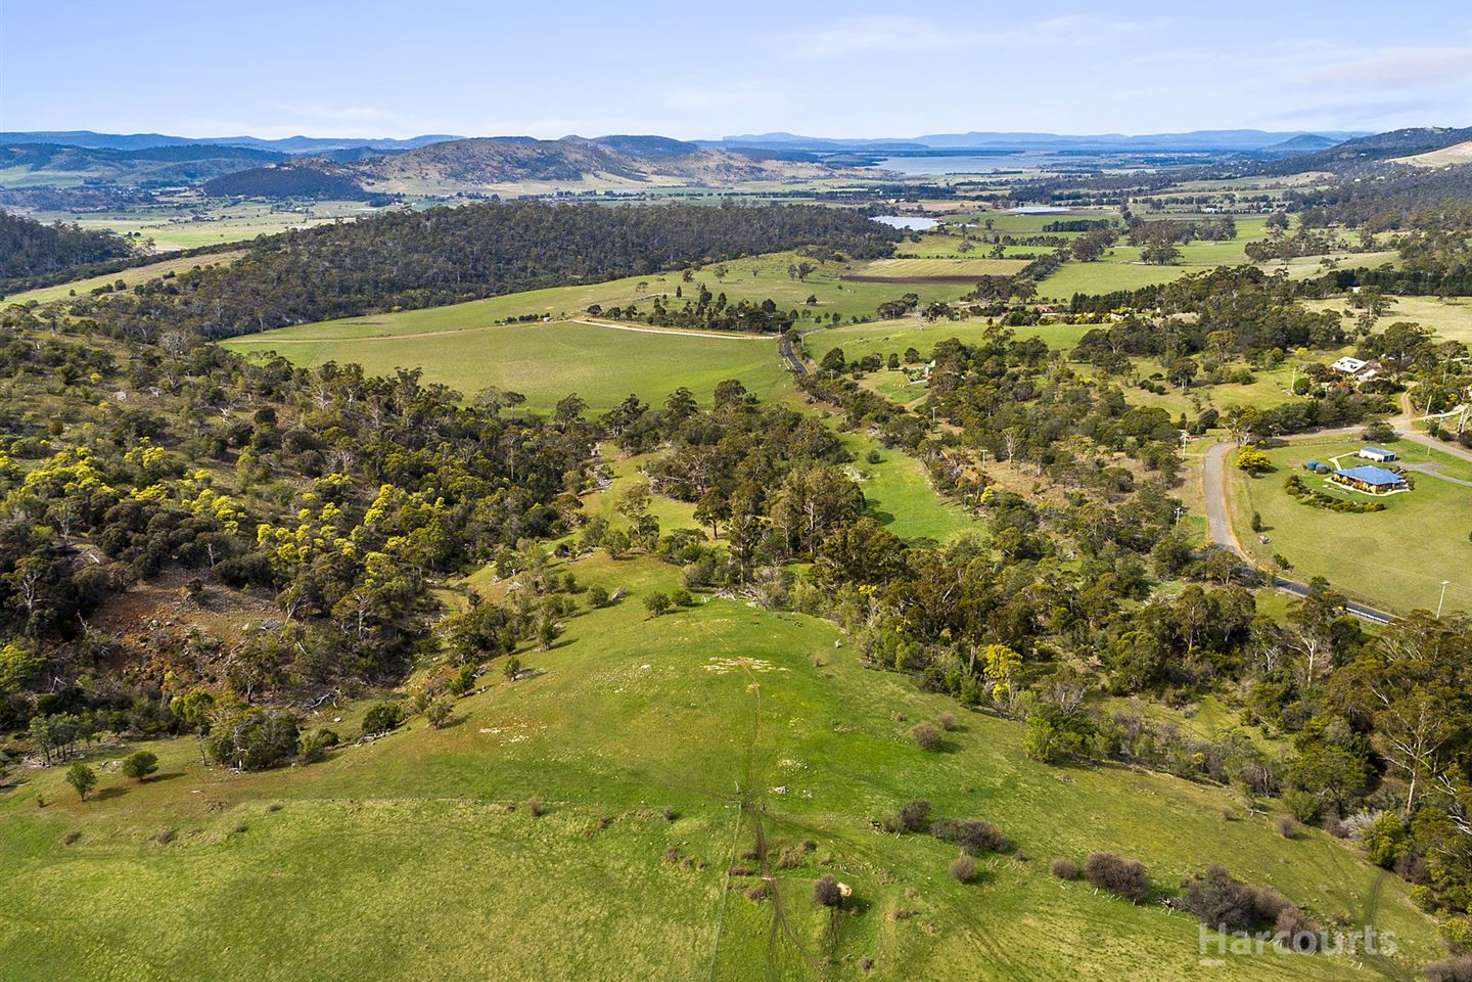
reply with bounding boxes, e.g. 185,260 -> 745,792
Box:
1303,295 -> 1472,346
1035,218 -> 1282,299
1229,437 -> 1472,614
849,257 -> 1029,279
801,317 -> 1091,405
1,549 -> 1441,979
2,250 -> 246,305
27,200 -> 380,251
228,317 -> 792,411
221,250 -> 990,410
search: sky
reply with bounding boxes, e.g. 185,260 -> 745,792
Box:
3,1 -> 1471,140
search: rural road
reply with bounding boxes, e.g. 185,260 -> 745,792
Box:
227,317 -> 775,346
778,335 -> 806,375
1202,436 -> 1393,624
1199,393 -> 1470,625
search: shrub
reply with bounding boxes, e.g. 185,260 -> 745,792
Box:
1236,447 -> 1272,474
1275,906 -> 1320,952
670,588 -> 693,608
447,664 -> 478,695
1424,956 -> 1472,982
120,750 -> 159,782
643,592 -> 672,617
1360,811 -> 1406,867
361,702 -> 405,737
65,762 -> 97,801
1444,917 -> 1472,953
527,797 -> 545,817
949,854 -> 977,883
909,722 -> 942,750
813,874 -> 842,907
938,712 -> 957,731
1084,852 -> 1150,903
504,655 -> 522,679
1182,866 -> 1290,933
426,700 -> 452,729
1281,789 -> 1320,823
297,729 -> 337,764
932,818 -> 1007,855
206,711 -> 300,771
883,799 -> 931,834
588,585 -> 610,608
1277,815 -> 1300,839
1050,858 -> 1080,880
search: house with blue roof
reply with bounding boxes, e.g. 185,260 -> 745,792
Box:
1331,465 -> 1409,494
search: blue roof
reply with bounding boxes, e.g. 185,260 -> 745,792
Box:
1337,466 -> 1404,486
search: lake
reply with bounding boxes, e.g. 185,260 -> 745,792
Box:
872,215 -> 939,232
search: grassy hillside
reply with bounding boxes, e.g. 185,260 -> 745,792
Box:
229,317 -> 792,411
221,251 -> 984,409
1303,295 -> 1472,346
27,200 -> 384,251
2,250 -> 246,305
1,551 -> 1441,980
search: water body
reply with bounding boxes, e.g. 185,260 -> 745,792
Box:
874,154 -> 1026,176
872,215 -> 939,232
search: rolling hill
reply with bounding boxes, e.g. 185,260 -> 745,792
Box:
0,142 -> 286,188
348,135 -> 867,192
1267,126 -> 1472,174
1394,140 -> 1472,168
201,162 -> 375,200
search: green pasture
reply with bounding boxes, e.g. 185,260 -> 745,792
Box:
3,250 -> 246,305
220,250 -> 996,410
850,257 -> 1028,279
27,200 -> 380,251
1,549 -> 1441,979
227,317 -> 792,412
1229,438 -> 1472,614
1303,295 -> 1472,346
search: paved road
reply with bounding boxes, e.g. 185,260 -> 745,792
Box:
1201,436 -> 1393,624
778,335 -> 807,375
1389,393 -> 1472,464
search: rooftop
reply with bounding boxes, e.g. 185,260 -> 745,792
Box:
1336,465 -> 1405,487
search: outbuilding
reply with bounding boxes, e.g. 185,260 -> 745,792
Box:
1358,447 -> 1398,463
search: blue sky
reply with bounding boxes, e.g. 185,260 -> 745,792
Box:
3,1 -> 1470,139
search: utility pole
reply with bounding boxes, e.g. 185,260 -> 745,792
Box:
1437,580 -> 1451,620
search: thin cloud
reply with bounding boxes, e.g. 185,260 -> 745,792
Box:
1298,46 -> 1472,89
1256,97 -> 1447,125
782,14 -> 1168,59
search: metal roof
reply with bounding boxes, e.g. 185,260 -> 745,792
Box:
1336,466 -> 1405,486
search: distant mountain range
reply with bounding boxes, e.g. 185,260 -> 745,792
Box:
3,126 -> 1469,200
715,130 -> 1370,152
0,131 -> 460,154
4,128 -> 1371,157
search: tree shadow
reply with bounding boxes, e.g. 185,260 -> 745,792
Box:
145,772 -> 186,784
92,786 -> 128,802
